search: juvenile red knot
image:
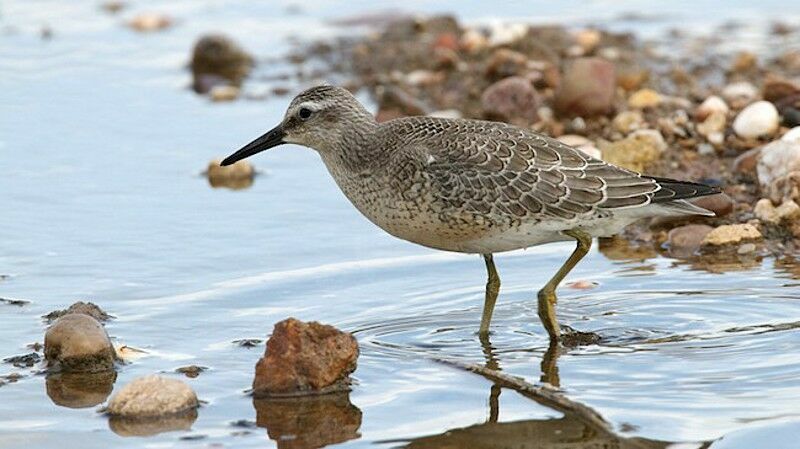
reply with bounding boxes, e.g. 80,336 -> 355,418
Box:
222,85 -> 720,344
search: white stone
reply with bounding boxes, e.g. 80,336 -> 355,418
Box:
696,95 -> 729,121
107,375 -> 198,418
732,101 -> 779,139
781,126 -> 800,144
756,140 -> 800,188
722,81 -> 758,103
487,22 -> 528,47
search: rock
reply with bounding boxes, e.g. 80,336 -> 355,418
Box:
754,198 -> 800,224
484,48 -> 529,80
782,126 -> 800,144
612,110 -> 644,134
206,158 -> 255,190
691,193 -> 733,217
767,171 -> 800,204
3,352 -> 41,368
616,66 -> 649,91
481,76 -> 539,125
557,135 -> 601,159
460,28 -> 488,54
555,57 -> 616,118
763,74 -> 800,103
565,280 -> 598,290
43,301 -> 112,323
731,51 -> 757,72
697,111 -> 727,144
628,88 -> 662,109
732,101 -> 780,139
667,224 -> 714,257
46,371 -> 117,408
486,22 -> 528,47
575,29 -> 601,53
100,1 -> 125,14
209,85 -> 239,102
722,81 -> 758,104
128,13 -> 172,32
190,34 -> 254,94
756,139 -> 800,188
733,147 -> 762,174
599,129 -> 666,172
44,314 -> 116,372
252,318 -> 358,397
701,224 -> 762,246
107,375 -> 198,418
175,365 -> 207,378
737,243 -> 757,255
696,95 -> 730,121
254,393 -> 362,448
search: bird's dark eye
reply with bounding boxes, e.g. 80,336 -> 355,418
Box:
298,107 -> 313,120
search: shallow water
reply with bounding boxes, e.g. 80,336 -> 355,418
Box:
3,1 -> 800,448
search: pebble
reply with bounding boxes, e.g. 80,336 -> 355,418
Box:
209,85 -> 240,102
754,198 -> 800,224
599,129 -> 666,172
733,147 -> 762,174
486,22 -> 528,47
701,224 -> 763,246
781,126 -> 800,144
722,81 -> 758,104
628,88 -> 662,109
252,318 -> 358,397
44,314 -> 116,372
737,243 -> 757,255
207,159 -> 255,190
107,375 -> 198,418
692,192 -> 733,217
732,101 -> 780,139
481,76 -> 539,125
667,224 -> 714,257
697,111 -> 727,144
612,110 -> 645,134
190,34 -> 254,94
756,139 -> 800,188
763,74 -> 800,103
554,57 -> 616,117
484,48 -> 529,80
566,280 -> 599,290
459,28 -> 488,53
128,13 -> 172,32
575,29 -> 601,52
696,95 -> 730,121
731,51 -> 757,72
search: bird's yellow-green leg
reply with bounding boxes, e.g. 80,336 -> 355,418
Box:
479,254 -> 501,335
537,229 -> 592,342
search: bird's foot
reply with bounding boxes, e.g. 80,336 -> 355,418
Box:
559,325 -> 602,348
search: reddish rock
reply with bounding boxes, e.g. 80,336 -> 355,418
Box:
481,76 -> 539,125
667,224 -> 714,257
691,193 -> 733,217
253,318 -> 358,397
555,57 -> 616,117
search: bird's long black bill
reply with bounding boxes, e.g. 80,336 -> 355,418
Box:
221,124 -> 285,166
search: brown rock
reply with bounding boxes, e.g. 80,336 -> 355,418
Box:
43,301 -> 112,323
44,314 -> 116,372
555,57 -> 616,117
107,375 -> 198,418
691,193 -> 733,217
190,34 -> 254,94
128,13 -> 172,32
484,48 -> 529,80
667,224 -> 714,257
481,76 -> 539,125
254,393 -> 362,449
628,88 -> 662,109
252,318 -> 358,397
767,171 -> 800,204
763,74 -> 800,103
207,159 -> 255,190
731,51 -> 758,72
701,224 -> 762,246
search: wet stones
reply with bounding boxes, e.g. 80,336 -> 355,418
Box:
480,76 -> 539,125
44,314 -> 116,373
206,159 -> 255,190
701,224 -> 763,246
599,129 -> 666,172
666,224 -> 714,257
43,301 -> 112,323
252,318 -> 358,397
754,198 -> 800,224
190,34 -> 254,94
757,139 -> 800,189
555,57 -> 616,117
733,101 -> 780,139
107,375 -> 198,418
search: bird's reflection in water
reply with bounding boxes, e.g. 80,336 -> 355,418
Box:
253,392 -> 362,449
46,370 -> 117,408
399,334 -> 682,449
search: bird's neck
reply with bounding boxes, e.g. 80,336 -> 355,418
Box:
324,117 -> 380,174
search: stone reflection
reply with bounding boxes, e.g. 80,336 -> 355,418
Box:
46,370 -> 117,408
598,236 -> 658,262
108,410 -> 198,437
254,392 -> 362,449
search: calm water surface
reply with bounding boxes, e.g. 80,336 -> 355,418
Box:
3,1 -> 800,448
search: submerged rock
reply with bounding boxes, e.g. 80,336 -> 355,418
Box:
128,13 -> 172,32
252,318 -> 358,397
555,57 -> 615,117
190,34 -> 254,94
206,158 -> 255,190
599,129 -> 666,172
733,101 -> 780,139
667,224 -> 714,257
480,76 -> 539,125
702,224 -> 762,246
107,375 -> 198,419
43,301 -> 113,323
44,314 -> 116,372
